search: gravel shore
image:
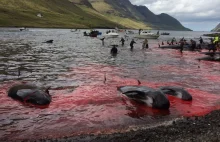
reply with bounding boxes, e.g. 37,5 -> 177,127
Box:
21,110 -> 220,142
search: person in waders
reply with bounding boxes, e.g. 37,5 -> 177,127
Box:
180,40 -> 184,53
120,38 -> 125,46
110,45 -> 118,56
130,39 -> 136,51
142,39 -> 149,49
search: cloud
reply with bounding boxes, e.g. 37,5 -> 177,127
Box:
129,0 -> 220,30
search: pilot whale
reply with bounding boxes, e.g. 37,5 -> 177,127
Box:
159,86 -> 192,101
8,84 -> 51,105
117,86 -> 170,109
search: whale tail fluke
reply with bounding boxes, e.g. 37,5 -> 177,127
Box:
45,86 -> 51,95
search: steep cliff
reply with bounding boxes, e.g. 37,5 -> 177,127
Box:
211,23 -> 220,32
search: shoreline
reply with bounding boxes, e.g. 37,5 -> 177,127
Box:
6,109 -> 220,142
203,33 -> 220,37
0,26 -> 194,31
46,110 -> 220,142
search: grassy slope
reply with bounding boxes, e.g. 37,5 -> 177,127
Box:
0,0 -> 120,28
0,0 -> 150,29
0,0 -> 187,30
88,0 -> 150,29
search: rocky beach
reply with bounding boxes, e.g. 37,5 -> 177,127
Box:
13,110 -> 220,142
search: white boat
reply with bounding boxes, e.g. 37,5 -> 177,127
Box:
104,32 -> 119,38
135,31 -> 159,39
19,27 -> 29,31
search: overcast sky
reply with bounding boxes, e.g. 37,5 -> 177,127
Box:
130,0 -> 220,31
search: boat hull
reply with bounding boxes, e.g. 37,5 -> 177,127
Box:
104,34 -> 119,38
134,34 -> 159,39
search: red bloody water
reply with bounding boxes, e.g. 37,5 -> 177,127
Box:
1,60 -> 220,141
0,30 -> 220,141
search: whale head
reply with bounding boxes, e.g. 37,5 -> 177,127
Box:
24,90 -> 51,105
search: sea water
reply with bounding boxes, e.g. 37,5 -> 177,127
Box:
0,28 -> 219,141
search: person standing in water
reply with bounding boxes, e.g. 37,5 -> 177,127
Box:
139,29 -> 142,35
130,39 -> 136,51
120,37 -> 125,46
180,40 -> 184,53
199,37 -> 203,44
142,38 -> 149,49
171,37 -> 176,45
111,45 -> 118,56
100,37 -> 105,46
190,39 -> 196,51
157,31 -> 160,35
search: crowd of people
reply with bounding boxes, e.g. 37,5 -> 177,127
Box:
97,29 -> 219,56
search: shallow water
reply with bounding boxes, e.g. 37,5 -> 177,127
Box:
0,28 -> 219,141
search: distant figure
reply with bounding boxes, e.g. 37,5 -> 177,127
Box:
138,29 -> 142,35
120,38 -> 125,46
213,36 -> 219,45
199,37 -> 203,44
171,37 -> 176,45
130,39 -> 136,51
157,31 -> 160,35
100,37 -> 105,46
111,45 -> 118,55
180,37 -> 185,42
213,36 -> 219,50
162,41 -> 164,45
83,31 -> 88,36
142,39 -> 149,49
190,39 -> 196,51
209,38 -> 216,52
180,40 -> 184,53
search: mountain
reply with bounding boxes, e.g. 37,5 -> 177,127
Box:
0,0 -> 190,30
211,23 -> 220,32
0,0 -> 120,28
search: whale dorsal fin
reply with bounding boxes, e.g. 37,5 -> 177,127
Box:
45,87 -> 51,95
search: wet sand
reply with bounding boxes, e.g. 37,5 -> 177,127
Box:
14,110 -> 220,142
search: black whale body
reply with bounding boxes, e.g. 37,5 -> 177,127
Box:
8,84 -> 51,105
117,86 -> 170,109
197,56 -> 220,62
43,40 -> 53,43
159,44 -> 202,51
198,52 -> 220,61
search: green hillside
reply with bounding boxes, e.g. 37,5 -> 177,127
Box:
0,0 -> 120,28
0,0 -> 189,30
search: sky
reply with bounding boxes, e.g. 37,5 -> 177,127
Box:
129,0 -> 220,31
